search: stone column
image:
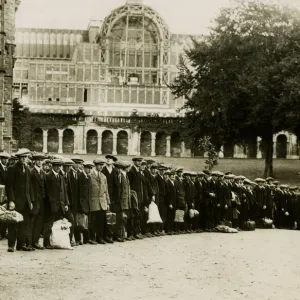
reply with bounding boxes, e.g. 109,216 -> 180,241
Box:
58,129 -> 63,154
83,134 -> 87,154
42,129 -> 48,153
112,136 -> 117,156
166,136 -> 171,157
273,139 -> 277,159
151,132 -> 156,157
256,137 -> 262,159
180,141 -> 186,158
97,132 -> 102,155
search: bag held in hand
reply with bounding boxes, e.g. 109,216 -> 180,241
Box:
147,202 -> 163,224
0,207 -> 23,223
174,209 -> 185,223
106,211 -> 116,225
75,213 -> 88,230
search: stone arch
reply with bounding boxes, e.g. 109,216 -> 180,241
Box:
63,129 -> 74,154
48,128 -> 59,153
102,130 -> 113,154
140,131 -> 151,156
32,128 -> 43,152
156,132 -> 167,156
171,132 -> 181,157
223,142 -> 234,158
117,130 -> 128,155
86,130 -> 98,154
276,134 -> 287,159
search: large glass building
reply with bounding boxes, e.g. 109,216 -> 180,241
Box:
12,0 -> 299,159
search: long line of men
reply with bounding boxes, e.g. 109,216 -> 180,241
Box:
0,148 -> 299,253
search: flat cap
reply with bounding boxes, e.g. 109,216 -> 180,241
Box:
217,172 -> 225,177
182,171 -> 191,176
190,171 -> 197,177
15,148 -> 31,157
225,172 -> 233,175
150,164 -> 158,169
83,161 -> 94,169
93,158 -> 106,165
114,161 -> 130,168
224,174 -> 231,179
211,171 -> 219,176
141,160 -> 147,166
145,158 -> 156,164
203,170 -> 211,175
157,164 -> 168,170
165,171 -> 175,176
132,156 -> 143,162
228,174 -> 235,179
255,178 -> 266,183
71,157 -> 84,164
31,153 -> 46,160
51,159 -> 63,166
63,158 -> 75,166
175,167 -> 184,172
0,151 -> 10,159
10,154 -> 18,160
244,179 -> 252,185
197,172 -> 205,176
105,154 -> 118,162
52,155 -> 63,160
266,177 -> 274,181
273,180 -> 280,185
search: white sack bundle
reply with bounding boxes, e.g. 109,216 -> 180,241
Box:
147,202 -> 163,224
50,218 -> 73,250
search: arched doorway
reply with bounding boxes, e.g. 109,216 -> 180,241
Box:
87,130 -> 98,154
171,132 -> 181,157
276,135 -> 287,159
246,138 -> 257,158
47,128 -> 59,153
223,142 -> 234,158
102,130 -> 113,154
156,132 -> 167,156
63,129 -> 74,154
193,138 -> 204,157
140,131 -> 151,156
32,128 -> 43,152
117,131 -> 128,155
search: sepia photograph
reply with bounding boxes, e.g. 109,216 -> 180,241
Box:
0,0 -> 300,299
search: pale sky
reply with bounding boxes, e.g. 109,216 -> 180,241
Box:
16,0 -> 300,35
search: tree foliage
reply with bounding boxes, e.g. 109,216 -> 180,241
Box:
170,0 -> 300,177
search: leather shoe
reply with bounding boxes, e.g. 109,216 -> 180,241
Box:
7,247 -> 14,252
20,246 -> 31,251
88,240 -> 97,245
98,239 -> 106,245
45,245 -> 55,250
116,237 -> 125,242
104,238 -> 114,244
34,244 -> 45,250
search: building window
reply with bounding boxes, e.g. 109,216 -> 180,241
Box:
84,89 -> 88,102
48,98 -> 52,101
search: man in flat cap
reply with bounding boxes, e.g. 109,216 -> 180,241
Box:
29,153 -> 47,250
102,155 -> 119,242
127,157 -> 145,239
0,151 -> 10,240
156,165 -> 168,234
43,159 -> 71,249
164,171 -> 176,234
76,162 -> 94,245
89,159 -> 111,244
6,149 -> 33,252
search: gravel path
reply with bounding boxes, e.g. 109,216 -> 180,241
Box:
0,230 -> 299,300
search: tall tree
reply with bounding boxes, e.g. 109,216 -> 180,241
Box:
170,0 -> 300,177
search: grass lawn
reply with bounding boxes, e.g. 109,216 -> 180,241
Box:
58,154 -> 300,186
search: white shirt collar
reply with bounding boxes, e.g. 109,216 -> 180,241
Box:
52,169 -> 59,176
34,165 -> 41,173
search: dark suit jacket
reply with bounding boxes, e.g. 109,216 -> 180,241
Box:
66,169 -> 79,214
165,179 -> 177,207
30,167 -> 46,215
102,166 -> 119,206
0,164 -> 7,186
127,166 -> 144,205
7,161 -> 31,212
45,170 -> 69,214
78,172 -> 91,214
156,174 -> 166,207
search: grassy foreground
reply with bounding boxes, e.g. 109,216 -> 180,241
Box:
57,155 -> 300,186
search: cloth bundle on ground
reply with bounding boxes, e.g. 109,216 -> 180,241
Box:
188,209 -> 199,219
50,219 -> 73,250
174,210 -> 185,223
261,218 -> 274,229
147,202 -> 162,224
215,225 -> 238,233
106,212 -> 116,225
242,220 -> 256,231
0,206 -> 23,223
75,213 -> 88,230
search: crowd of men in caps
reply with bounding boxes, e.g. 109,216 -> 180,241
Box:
0,148 -> 299,252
